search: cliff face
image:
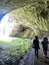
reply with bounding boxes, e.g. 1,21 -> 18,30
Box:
0,0 -> 49,38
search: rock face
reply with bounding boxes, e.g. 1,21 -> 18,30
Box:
0,0 -> 49,38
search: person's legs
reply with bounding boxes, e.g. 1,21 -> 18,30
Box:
36,49 -> 38,58
43,49 -> 45,56
43,49 -> 47,58
35,49 -> 38,58
35,49 -> 36,56
45,49 -> 47,58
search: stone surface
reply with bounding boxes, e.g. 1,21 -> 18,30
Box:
0,0 -> 49,38
19,47 -> 35,65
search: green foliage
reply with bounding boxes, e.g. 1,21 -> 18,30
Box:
0,38 -> 30,56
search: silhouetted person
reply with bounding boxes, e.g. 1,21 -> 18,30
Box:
41,37 -> 49,58
33,36 -> 40,59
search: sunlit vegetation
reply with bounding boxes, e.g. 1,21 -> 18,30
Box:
0,38 -> 30,56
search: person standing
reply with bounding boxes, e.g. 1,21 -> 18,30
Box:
33,36 -> 40,59
41,36 -> 49,58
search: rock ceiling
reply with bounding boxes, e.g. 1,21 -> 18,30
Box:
0,0 -> 49,38
0,0 -> 48,13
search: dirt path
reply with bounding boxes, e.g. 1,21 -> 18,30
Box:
23,38 -> 49,65
34,44 -> 49,65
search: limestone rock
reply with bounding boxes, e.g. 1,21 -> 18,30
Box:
0,0 -> 49,38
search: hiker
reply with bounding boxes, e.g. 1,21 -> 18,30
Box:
32,36 -> 40,59
41,36 -> 49,58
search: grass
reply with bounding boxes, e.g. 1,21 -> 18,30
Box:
0,37 -> 30,56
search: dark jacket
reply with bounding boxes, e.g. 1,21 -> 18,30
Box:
41,40 -> 48,50
33,39 -> 40,49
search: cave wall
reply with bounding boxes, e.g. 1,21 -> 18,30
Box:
0,0 -> 49,38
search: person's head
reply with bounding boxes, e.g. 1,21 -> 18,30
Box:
35,36 -> 38,39
43,36 -> 48,41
